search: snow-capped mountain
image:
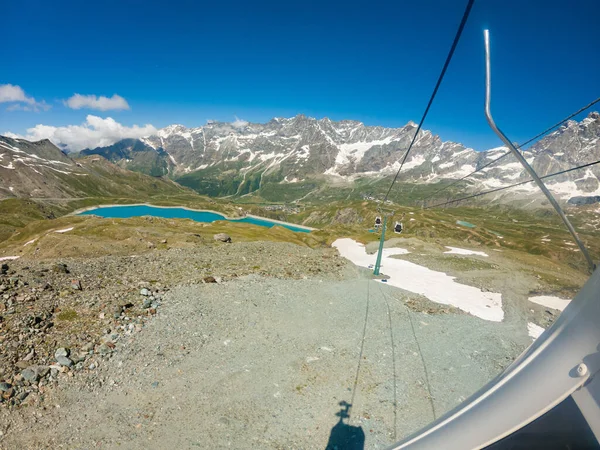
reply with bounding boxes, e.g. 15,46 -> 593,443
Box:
80,112 -> 600,202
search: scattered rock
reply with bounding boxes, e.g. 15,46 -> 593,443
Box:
142,298 -> 153,309
113,305 -> 123,318
1,387 -> 14,400
203,276 -> 217,283
0,264 -> 8,275
213,233 -> 232,243
56,356 -> 73,367
52,263 -> 69,274
70,280 -> 82,290
140,288 -> 151,296
0,382 -> 12,392
81,342 -> 94,353
15,361 -> 31,369
22,348 -> 35,361
55,348 -> 69,359
21,367 -> 39,383
97,344 -> 113,356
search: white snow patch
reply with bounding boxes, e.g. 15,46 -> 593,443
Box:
440,164 -> 476,178
334,136 -> 396,166
528,322 -> 545,340
140,137 -> 157,150
529,295 -> 570,312
402,155 -> 426,171
24,239 -> 37,246
54,227 -> 74,233
332,238 -> 503,321
258,152 -> 277,162
0,256 -> 19,261
444,247 -> 489,257
297,145 -> 310,159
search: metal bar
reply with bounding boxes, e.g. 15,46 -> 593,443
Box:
483,29 -> 596,273
373,215 -> 388,276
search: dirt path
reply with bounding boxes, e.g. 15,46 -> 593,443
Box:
0,267 -> 531,449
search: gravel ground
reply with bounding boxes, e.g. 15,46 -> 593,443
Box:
0,258 -> 532,449
0,241 -> 345,409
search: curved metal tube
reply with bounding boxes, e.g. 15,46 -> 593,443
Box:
388,265 -> 600,449
483,29 -> 595,273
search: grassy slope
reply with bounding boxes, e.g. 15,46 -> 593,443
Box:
2,156 -> 598,291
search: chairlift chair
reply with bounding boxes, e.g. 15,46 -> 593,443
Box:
394,221 -> 403,234
374,216 -> 382,228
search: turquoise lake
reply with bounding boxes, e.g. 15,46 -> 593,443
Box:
78,205 -> 312,233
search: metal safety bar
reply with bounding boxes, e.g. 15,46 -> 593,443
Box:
483,29 -> 596,273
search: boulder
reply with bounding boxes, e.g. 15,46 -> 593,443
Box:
52,263 -> 69,274
56,356 -> 73,367
54,348 -> 69,359
213,233 -> 232,243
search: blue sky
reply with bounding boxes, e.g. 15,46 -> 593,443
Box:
2,0 -> 599,151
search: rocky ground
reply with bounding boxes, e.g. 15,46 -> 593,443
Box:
0,240 -> 344,410
0,234 -> 576,449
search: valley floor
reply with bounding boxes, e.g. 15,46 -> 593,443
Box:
0,236 -> 559,449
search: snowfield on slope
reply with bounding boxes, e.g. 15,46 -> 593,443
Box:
527,322 -> 546,340
529,295 -> 571,312
332,238 -> 503,322
0,256 -> 20,261
444,247 -> 489,257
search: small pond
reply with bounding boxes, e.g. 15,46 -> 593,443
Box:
456,220 -> 477,228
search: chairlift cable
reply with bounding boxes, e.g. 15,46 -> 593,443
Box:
420,96 -> 600,206
382,0 -> 475,202
348,278 -> 372,419
423,157 -> 600,209
377,283 -> 436,421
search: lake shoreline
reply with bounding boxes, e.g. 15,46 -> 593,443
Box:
70,203 -> 317,232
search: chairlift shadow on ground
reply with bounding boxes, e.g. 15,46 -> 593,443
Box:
325,401 -> 365,450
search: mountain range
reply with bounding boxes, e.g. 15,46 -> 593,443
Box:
76,112 -> 600,203
2,112 -> 599,206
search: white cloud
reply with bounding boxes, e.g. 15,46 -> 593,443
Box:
5,115 -> 157,152
0,84 -> 51,112
0,84 -> 33,103
232,116 -> 248,128
6,101 -> 51,112
65,93 -> 130,111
